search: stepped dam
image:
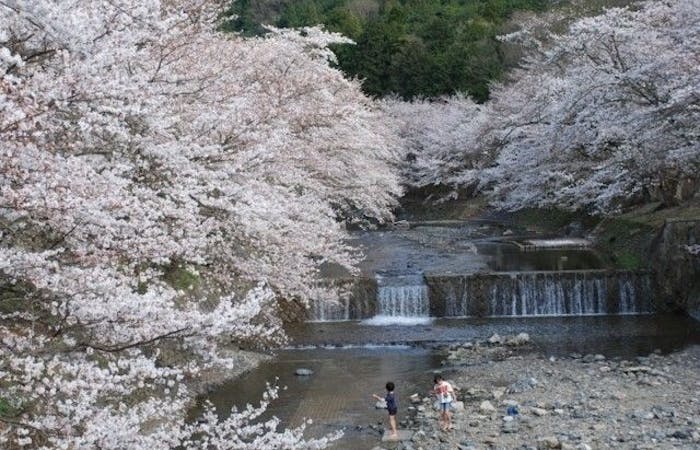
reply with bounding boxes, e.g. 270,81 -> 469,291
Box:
308,269 -> 653,322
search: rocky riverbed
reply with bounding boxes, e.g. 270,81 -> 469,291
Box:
370,335 -> 700,450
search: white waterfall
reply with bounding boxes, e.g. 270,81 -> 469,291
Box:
482,272 -> 651,317
377,284 -> 430,316
364,274 -> 431,325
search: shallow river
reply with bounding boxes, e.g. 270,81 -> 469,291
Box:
200,314 -> 700,449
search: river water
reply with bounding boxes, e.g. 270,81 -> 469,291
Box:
201,314 -> 700,449
200,222 -> 699,448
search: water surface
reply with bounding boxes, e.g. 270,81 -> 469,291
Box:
201,314 -> 700,449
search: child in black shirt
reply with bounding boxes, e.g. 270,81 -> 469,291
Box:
373,381 -> 398,439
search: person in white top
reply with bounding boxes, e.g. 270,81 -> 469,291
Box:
433,374 -> 455,431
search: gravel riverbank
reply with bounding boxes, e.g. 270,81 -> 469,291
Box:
372,335 -> 700,450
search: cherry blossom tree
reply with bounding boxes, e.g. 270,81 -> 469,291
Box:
484,0 -> 700,213
400,0 -> 699,214
0,0 -> 400,447
381,96 -> 492,200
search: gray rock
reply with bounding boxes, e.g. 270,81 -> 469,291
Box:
509,377 -> 538,393
457,440 -> 477,450
537,436 -> 561,449
506,332 -> 530,346
582,354 -> 596,363
376,400 -> 387,409
531,407 -> 548,417
411,430 -> 426,442
294,368 -> 313,376
631,410 -> 654,420
501,420 -> 520,433
488,333 -> 503,344
492,387 -> 506,400
668,429 -> 691,440
480,400 -> 497,413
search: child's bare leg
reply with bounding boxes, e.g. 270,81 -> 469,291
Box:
389,415 -> 398,437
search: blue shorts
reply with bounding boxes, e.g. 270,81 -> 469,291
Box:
388,407 -> 397,416
440,402 -> 451,412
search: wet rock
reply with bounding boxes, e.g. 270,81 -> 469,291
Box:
582,354 -> 596,363
409,393 -> 421,404
294,368 -> 313,376
488,334 -> 503,344
506,333 -> 530,346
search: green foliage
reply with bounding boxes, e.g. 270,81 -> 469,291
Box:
592,218 -> 656,270
0,396 -> 20,417
225,0 -> 551,100
163,264 -> 200,291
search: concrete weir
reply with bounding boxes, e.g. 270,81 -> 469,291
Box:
308,270 -> 654,321
426,270 -> 653,318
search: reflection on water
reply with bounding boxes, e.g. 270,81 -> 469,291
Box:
200,348 -> 442,449
200,314 -> 700,449
361,315 -> 434,326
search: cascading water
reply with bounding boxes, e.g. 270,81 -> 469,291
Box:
429,270 -> 653,317
364,274 -> 431,325
308,297 -> 351,322
489,272 -> 609,316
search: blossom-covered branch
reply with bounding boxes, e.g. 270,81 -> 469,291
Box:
0,0 -> 400,447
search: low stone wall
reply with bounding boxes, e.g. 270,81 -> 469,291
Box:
651,219 -> 700,319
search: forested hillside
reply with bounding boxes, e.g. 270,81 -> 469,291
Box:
226,0 -> 551,101
386,0 -> 699,214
